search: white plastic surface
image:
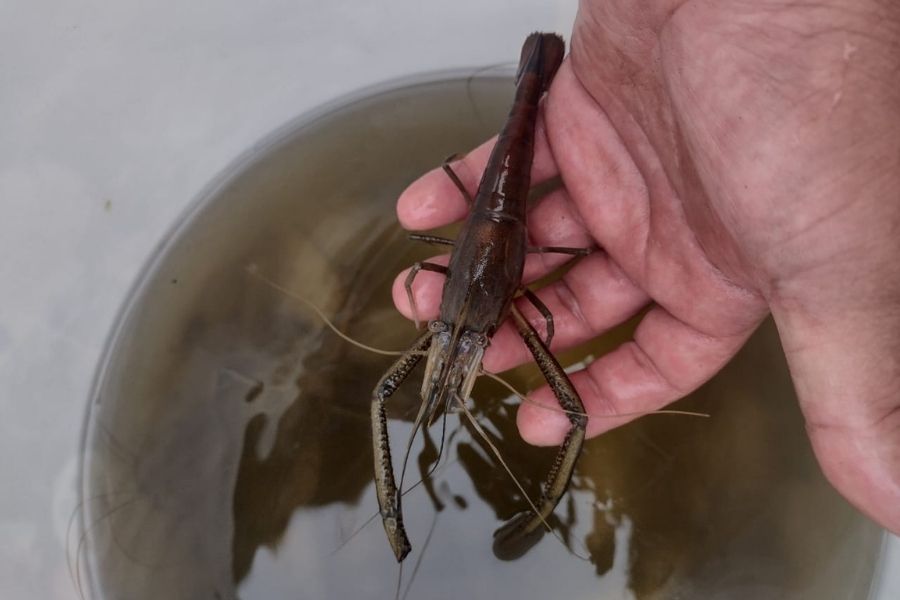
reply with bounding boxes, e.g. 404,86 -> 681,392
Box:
1,1 -> 897,599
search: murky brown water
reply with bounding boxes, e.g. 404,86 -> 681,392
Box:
79,73 -> 883,600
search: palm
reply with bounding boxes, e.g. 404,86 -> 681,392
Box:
567,0 -> 891,285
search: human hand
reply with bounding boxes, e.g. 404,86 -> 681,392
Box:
393,0 -> 900,533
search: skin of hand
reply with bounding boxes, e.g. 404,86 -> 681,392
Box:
392,0 -> 900,533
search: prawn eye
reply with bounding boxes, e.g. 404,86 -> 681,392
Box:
428,321 -> 448,333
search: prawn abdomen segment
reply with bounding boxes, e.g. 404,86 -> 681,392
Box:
474,33 -> 564,216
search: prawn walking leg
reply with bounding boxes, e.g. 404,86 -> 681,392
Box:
404,262 -> 449,329
520,288 -> 554,347
408,234 -> 455,247
441,154 -> 473,205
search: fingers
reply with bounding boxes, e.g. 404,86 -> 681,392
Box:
394,177 -> 600,331
396,116 -> 559,231
392,249 -> 650,369
517,306 -> 761,446
483,252 -> 648,372
393,184 -> 601,328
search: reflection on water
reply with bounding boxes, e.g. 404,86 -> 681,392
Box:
80,74 -> 882,600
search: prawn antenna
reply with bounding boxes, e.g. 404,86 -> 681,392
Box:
246,264 -> 423,357
480,370 -> 711,421
454,393 -> 589,560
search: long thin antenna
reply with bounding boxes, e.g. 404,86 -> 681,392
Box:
246,264 -> 418,356
454,395 -> 551,534
480,370 -> 710,420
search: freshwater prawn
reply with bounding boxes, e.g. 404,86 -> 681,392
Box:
372,32 -> 591,562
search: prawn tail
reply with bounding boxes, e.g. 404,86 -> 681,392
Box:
516,32 -> 565,92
